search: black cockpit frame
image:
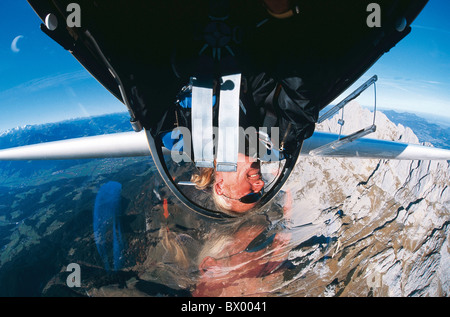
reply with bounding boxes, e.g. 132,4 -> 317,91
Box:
25,0 -> 429,219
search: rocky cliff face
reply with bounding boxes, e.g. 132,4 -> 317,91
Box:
282,102 -> 449,296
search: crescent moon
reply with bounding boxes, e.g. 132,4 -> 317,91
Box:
11,35 -> 24,53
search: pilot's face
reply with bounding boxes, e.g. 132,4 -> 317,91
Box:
214,153 -> 265,213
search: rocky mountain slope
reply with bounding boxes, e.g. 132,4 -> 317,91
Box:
283,102 -> 449,296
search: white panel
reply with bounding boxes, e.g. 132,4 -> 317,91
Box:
191,79 -> 214,168
216,73 -> 241,172
0,131 -> 150,160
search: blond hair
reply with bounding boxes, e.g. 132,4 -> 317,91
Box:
159,227 -> 190,269
190,167 -> 215,190
196,215 -> 268,265
190,167 -> 234,214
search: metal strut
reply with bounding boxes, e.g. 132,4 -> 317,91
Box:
84,30 -> 142,132
311,75 -> 378,156
318,75 -> 378,123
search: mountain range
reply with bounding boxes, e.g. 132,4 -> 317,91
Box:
380,109 -> 450,150
283,102 -> 449,296
0,104 -> 448,296
1,106 -> 449,186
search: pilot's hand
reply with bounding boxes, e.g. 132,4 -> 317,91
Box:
263,0 -> 292,14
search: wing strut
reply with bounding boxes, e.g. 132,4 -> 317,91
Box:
312,75 -> 378,156
318,75 -> 378,123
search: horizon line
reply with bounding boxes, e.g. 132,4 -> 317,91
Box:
2,106 -> 450,136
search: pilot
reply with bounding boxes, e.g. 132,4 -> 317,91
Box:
190,153 -> 265,214
164,0 -> 321,155
158,0 -> 323,215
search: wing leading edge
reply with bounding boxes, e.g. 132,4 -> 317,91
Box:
0,131 -> 449,161
0,131 -> 150,160
303,132 -> 450,161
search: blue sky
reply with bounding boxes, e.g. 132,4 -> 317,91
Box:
332,0 -> 450,121
0,0 -> 125,132
0,0 -> 450,133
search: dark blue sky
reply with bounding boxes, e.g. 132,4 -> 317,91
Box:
331,0 -> 450,120
1,0 -> 449,132
0,0 -> 125,132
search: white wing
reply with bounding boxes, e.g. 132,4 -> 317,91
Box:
0,130 -> 449,161
0,131 -> 150,160
302,131 -> 450,161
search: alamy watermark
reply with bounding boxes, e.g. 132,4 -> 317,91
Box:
170,126 -> 281,163
367,3 -> 381,28
66,3 -> 81,28
66,263 -> 81,288
52,2 -> 381,30
45,3 -> 81,31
